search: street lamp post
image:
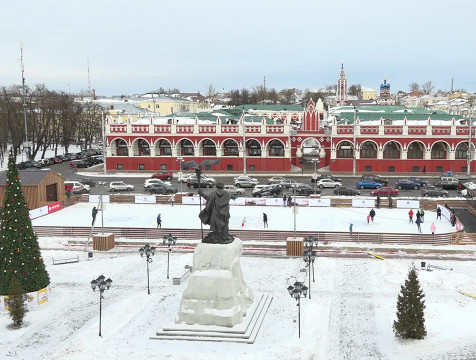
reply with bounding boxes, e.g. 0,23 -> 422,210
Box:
242,107 -> 247,175
139,244 -> 156,294
177,157 -> 184,193
90,275 -> 113,337
311,159 -> 320,194
163,233 -> 177,279
353,106 -> 357,176
286,281 -> 308,338
467,106 -> 474,178
293,185 -> 297,238
303,236 -> 318,299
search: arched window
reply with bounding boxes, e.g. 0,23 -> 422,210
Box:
115,139 -> 128,156
455,142 -> 469,159
268,140 -> 284,157
302,137 -> 320,156
360,142 -> 377,158
431,142 -> 447,159
180,139 -> 194,156
383,142 -> 400,159
201,139 -> 216,156
407,142 -> 423,159
137,139 -> 150,156
337,141 -> 353,158
223,139 -> 239,156
157,139 -> 171,156
246,139 -> 261,157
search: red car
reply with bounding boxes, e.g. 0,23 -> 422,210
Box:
151,171 -> 173,180
371,187 -> 399,197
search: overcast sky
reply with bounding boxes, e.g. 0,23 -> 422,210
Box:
1,0 -> 475,96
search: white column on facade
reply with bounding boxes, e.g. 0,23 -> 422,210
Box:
378,125 -> 384,136
377,149 -> 384,159
402,125 -> 408,136
330,150 -> 337,160
150,144 -> 156,157
401,149 -> 408,159
448,150 -> 456,160
261,148 -> 267,158
194,146 -> 200,157
128,146 -> 133,157
426,125 -> 432,136
424,151 -> 431,160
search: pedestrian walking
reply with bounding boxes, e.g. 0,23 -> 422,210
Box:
416,218 -> 422,233
451,211 -> 456,226
367,214 -> 371,224
430,222 -> 436,234
283,195 -> 287,207
72,162 -> 77,173
376,194 -> 381,209
242,217 -> 246,227
416,211 -> 421,221
369,208 -> 376,223
388,196 -> 393,209
169,194 -> 175,206
263,213 -> 268,228
157,213 -> 162,228
349,223 -> 353,234
436,207 -> 442,220
408,209 -> 414,223
419,208 -> 425,222
91,206 -> 98,225
287,196 -> 292,207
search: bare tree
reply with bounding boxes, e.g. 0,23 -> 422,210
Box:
280,89 -> 296,104
348,84 -> 362,98
409,82 -> 420,92
421,81 -> 434,95
206,84 -> 218,105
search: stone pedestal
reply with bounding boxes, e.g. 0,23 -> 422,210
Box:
176,238 -> 254,327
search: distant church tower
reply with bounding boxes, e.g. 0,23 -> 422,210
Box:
376,76 -> 395,105
336,63 -> 348,106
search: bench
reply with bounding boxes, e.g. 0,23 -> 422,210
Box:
173,265 -> 193,285
52,256 -> 80,265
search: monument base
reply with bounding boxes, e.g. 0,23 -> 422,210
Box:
176,238 -> 254,327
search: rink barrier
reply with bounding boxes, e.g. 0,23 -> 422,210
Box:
32,226 -> 458,246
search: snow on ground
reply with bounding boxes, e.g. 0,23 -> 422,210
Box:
32,202 -> 455,235
2,203 -> 476,359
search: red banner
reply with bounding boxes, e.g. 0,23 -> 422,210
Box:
48,202 -> 62,214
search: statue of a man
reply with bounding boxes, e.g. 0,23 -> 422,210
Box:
198,182 -> 236,244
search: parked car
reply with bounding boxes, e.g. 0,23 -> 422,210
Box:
151,171 -> 173,180
371,187 -> 399,197
144,178 -> 172,188
148,183 -> 177,194
50,156 -> 63,163
296,185 -> 321,196
252,185 -> 272,195
223,185 -> 245,196
234,175 -> 259,188
268,176 -> 286,184
185,174 -> 216,186
315,179 -> 342,188
436,176 -> 460,190
311,174 -> 342,183
252,184 -> 282,197
17,160 -> 42,169
72,160 -> 89,168
333,186 -> 360,196
57,155 -> 70,161
279,179 -> 299,189
64,181 -> 90,193
79,178 -> 97,187
109,181 -> 134,192
407,177 -> 428,187
356,180 -> 382,189
65,152 -> 79,160
395,179 -> 422,190
38,159 -> 50,167
360,174 -> 388,186
421,186 -> 449,198
188,178 -> 215,188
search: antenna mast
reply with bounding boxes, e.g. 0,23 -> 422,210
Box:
88,58 -> 91,97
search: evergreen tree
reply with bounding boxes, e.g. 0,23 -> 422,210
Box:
5,277 -> 28,327
393,266 -> 427,339
0,156 -> 50,295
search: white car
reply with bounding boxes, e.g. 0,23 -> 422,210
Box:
252,185 -> 272,195
223,185 -> 245,196
143,178 -> 172,188
64,181 -> 90,193
315,179 -> 342,188
234,175 -> 259,188
109,181 -> 134,192
186,174 -> 216,184
268,176 -> 286,184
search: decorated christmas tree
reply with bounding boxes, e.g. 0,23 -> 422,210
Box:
393,266 -> 427,339
0,156 -> 50,295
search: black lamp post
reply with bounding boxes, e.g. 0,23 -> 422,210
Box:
90,275 -> 113,337
287,281 -> 308,338
163,233 -> 177,279
139,244 -> 156,294
303,236 -> 318,299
